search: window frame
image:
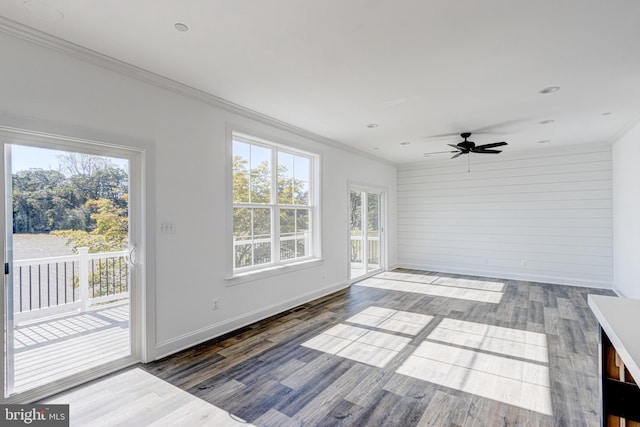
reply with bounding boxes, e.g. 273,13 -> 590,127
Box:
226,127 -> 322,284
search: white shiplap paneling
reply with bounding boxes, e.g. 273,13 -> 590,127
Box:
397,143 -> 612,288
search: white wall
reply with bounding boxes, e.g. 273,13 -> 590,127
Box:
612,121 -> 640,298
397,143 -> 613,288
0,31 -> 397,360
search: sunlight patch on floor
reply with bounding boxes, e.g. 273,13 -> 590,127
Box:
355,274 -> 504,303
345,306 -> 434,335
430,318 -> 549,362
45,368 -> 252,426
301,306 -> 432,368
396,318 -> 552,416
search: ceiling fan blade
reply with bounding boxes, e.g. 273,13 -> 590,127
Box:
447,144 -> 462,150
424,132 -> 465,139
475,142 -> 507,149
424,150 -> 459,155
451,152 -> 465,159
473,149 -> 502,154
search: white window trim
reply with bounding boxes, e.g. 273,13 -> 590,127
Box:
225,125 -> 322,285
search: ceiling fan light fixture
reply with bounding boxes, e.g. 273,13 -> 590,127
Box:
539,86 -> 561,94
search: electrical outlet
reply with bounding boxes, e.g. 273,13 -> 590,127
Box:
212,298 -> 220,310
521,259 -> 527,267
161,223 -> 176,234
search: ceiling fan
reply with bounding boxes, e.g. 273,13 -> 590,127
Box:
425,132 -> 508,159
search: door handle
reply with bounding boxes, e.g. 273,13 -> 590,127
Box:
128,245 -> 137,267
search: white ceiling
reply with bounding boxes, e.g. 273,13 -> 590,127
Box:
1,0 -> 640,163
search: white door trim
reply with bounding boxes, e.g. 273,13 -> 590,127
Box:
0,125 -> 152,403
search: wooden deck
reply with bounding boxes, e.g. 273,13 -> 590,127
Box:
12,301 -> 130,394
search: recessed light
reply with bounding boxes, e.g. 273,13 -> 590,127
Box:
540,86 -> 561,94
538,140 -> 551,144
366,123 -> 379,128
601,112 -> 612,116
539,119 -> 555,124
174,23 -> 189,32
400,141 -> 410,145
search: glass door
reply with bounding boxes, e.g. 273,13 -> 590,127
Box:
2,138 -> 140,400
349,187 -> 384,280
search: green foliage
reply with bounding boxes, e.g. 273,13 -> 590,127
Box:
232,151 -> 310,268
52,197 -> 128,253
12,164 -> 127,234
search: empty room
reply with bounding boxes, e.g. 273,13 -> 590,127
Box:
1,1 -> 639,426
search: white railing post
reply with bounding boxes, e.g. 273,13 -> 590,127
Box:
78,247 -> 90,311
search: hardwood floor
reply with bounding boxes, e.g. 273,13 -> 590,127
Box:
48,269 -> 615,426
141,269 -> 613,426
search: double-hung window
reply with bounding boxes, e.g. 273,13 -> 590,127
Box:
232,133 -> 317,273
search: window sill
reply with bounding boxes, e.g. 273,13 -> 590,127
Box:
225,258 -> 325,287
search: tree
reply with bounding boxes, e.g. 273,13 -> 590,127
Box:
232,154 -> 309,267
12,165 -> 128,234
56,152 -> 115,176
52,197 -> 128,253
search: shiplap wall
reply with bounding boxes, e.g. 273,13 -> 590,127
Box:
397,142 -> 612,288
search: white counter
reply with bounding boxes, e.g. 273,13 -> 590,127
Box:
588,294 -> 640,382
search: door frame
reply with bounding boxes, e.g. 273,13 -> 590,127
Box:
347,183 -> 387,283
0,126 -> 148,403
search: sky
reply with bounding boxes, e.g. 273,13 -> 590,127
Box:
10,144 -> 128,174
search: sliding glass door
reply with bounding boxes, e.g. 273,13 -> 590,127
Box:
2,132 -> 142,402
349,187 -> 384,280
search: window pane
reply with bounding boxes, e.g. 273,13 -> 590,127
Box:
277,152 -> 294,205
250,171 -> 271,203
294,180 -> 309,205
350,191 -> 362,232
280,208 -> 295,234
233,208 -> 251,237
253,208 -> 271,238
232,141 -> 250,203
278,152 -> 294,179
235,244 -> 252,269
296,238 -> 307,258
233,172 -> 250,203
294,156 -> 310,181
233,141 -> 250,169
296,208 -> 309,234
280,239 -> 295,261
367,193 -> 380,235
250,145 -> 271,203
254,242 -> 271,265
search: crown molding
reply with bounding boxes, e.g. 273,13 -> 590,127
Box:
0,16 -> 395,167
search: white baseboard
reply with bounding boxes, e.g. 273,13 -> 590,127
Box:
612,287 -> 626,297
153,280 -> 349,360
396,263 -> 613,290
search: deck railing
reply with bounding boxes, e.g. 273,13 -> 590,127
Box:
350,235 -> 380,264
12,247 -> 129,322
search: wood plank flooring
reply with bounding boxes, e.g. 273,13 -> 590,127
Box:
50,269 -> 615,426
